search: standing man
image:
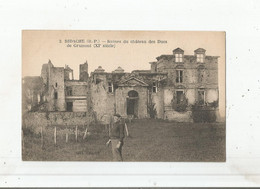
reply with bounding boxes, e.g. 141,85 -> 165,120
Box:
108,114 -> 125,161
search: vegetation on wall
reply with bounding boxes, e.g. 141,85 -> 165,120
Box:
148,101 -> 157,118
171,95 -> 188,112
147,91 -> 157,118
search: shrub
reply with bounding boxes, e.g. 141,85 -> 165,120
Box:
192,103 -> 217,123
148,102 -> 157,118
172,97 -> 188,112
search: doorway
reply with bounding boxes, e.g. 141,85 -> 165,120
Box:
127,90 -> 138,118
176,91 -> 184,104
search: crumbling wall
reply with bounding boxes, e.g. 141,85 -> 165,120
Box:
164,110 -> 193,122
41,64 -> 49,85
186,89 -> 196,105
163,87 -> 174,107
65,81 -> 88,96
23,112 -> 94,134
22,76 -> 46,113
80,62 -> 89,81
207,69 -> 218,84
65,81 -> 88,112
72,100 -> 87,112
186,69 -> 197,84
47,67 -> 66,111
151,88 -> 164,119
90,75 -> 115,120
71,85 -> 87,96
206,89 -> 218,103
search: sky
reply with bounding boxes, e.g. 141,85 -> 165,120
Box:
22,30 -> 225,117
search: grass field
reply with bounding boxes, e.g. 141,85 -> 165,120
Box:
22,119 -> 225,162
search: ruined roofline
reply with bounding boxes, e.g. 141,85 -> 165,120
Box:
90,70 -> 130,74
132,70 -> 151,73
137,72 -> 167,75
89,70 -> 168,76
156,54 -> 220,60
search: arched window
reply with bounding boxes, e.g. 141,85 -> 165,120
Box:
128,90 -> 138,98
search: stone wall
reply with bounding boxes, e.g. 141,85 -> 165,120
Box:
80,62 -> 89,81
186,89 -> 196,105
163,87 -> 175,107
48,67 -> 66,111
206,89 -> 218,103
164,110 -> 193,122
151,88 -> 164,119
22,76 -> 45,113
90,75 -> 115,120
65,81 -> 88,96
23,112 -> 94,133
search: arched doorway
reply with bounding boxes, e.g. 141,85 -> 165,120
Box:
127,90 -> 138,117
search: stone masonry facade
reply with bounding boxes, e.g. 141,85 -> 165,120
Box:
22,48 -> 219,122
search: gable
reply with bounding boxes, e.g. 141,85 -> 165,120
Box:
194,48 -> 206,54
173,47 -> 184,54
118,77 -> 149,87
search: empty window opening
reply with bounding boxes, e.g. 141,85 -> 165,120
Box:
152,82 -> 158,93
176,91 -> 184,104
198,70 -> 205,83
69,72 -> 73,80
176,70 -> 183,83
66,102 -> 73,112
66,87 -> 72,96
54,92 -> 58,99
108,82 -> 114,93
198,90 -> 205,105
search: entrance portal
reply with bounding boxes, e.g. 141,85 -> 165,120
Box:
127,90 -> 138,118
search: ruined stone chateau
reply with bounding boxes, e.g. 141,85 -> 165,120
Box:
22,48 -> 219,122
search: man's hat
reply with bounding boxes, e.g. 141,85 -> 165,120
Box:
113,113 -> 121,118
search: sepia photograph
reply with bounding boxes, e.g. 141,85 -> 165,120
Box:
22,30 -> 225,162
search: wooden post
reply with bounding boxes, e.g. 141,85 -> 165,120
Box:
108,121 -> 111,137
41,126 -> 43,149
125,123 -> 129,137
65,124 -> 68,143
83,126 -> 88,140
54,126 -> 57,145
75,126 -> 78,142
65,131 -> 68,143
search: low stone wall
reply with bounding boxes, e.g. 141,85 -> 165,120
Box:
23,112 -> 95,133
164,110 -> 193,122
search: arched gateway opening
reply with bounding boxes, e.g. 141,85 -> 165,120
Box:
127,90 -> 138,118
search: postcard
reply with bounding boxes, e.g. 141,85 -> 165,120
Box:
22,30 -> 225,162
